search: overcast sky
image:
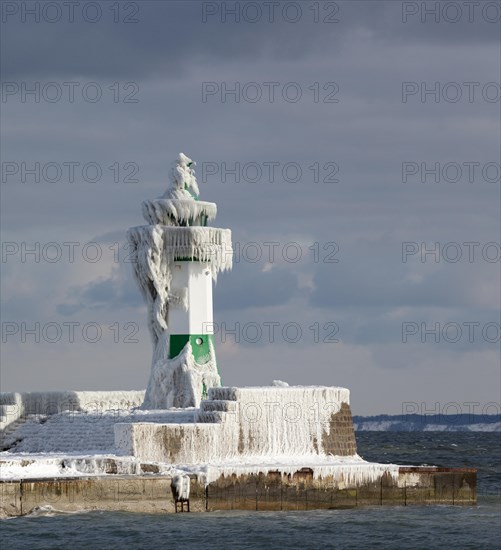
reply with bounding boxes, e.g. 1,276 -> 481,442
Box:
1,1 -> 500,415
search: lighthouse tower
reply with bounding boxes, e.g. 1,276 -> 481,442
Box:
127,153 -> 232,409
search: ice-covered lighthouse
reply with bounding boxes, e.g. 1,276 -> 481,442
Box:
127,153 -> 232,409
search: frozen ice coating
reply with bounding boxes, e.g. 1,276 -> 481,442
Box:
171,474 -> 191,501
141,200 -> 218,227
115,386 -> 358,464
127,153 -> 233,409
142,154 -> 217,225
198,458 -> 401,487
143,342 -> 221,409
165,153 -> 200,199
107,385 -> 404,488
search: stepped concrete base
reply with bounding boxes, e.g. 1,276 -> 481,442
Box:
0,466 -> 476,517
115,386 -> 359,463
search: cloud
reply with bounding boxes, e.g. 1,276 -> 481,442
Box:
2,2 -> 498,79
215,261 -> 300,310
56,265 -> 142,315
310,238 -> 500,310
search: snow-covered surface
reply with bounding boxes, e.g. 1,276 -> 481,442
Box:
0,452 -> 400,488
0,391 -> 145,432
208,385 -> 350,404
1,408 -> 196,453
0,390 -> 145,410
0,454 -> 152,479
0,452 -> 186,480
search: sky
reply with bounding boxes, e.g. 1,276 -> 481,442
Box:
1,0 -> 500,415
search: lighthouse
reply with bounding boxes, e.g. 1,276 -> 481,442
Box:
127,153 -> 232,409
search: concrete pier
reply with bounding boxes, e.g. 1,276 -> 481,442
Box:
0,466 -> 476,517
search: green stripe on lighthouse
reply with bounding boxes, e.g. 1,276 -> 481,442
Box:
169,334 -> 217,366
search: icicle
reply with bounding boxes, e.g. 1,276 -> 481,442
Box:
200,458 -> 401,487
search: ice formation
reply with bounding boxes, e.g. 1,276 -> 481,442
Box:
143,342 -> 220,409
171,474 -> 191,501
0,452 -> 187,480
114,385 -> 400,487
142,199 -> 217,226
197,457 -> 401,487
127,153 -> 232,409
116,386 -> 355,461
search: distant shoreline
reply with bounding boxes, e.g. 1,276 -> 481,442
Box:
353,414 -> 501,432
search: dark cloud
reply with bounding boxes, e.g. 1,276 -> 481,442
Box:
310,238 -> 500,310
56,265 -> 142,315
1,1 -> 498,78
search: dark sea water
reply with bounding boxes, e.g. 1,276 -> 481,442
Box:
1,433 -> 500,549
